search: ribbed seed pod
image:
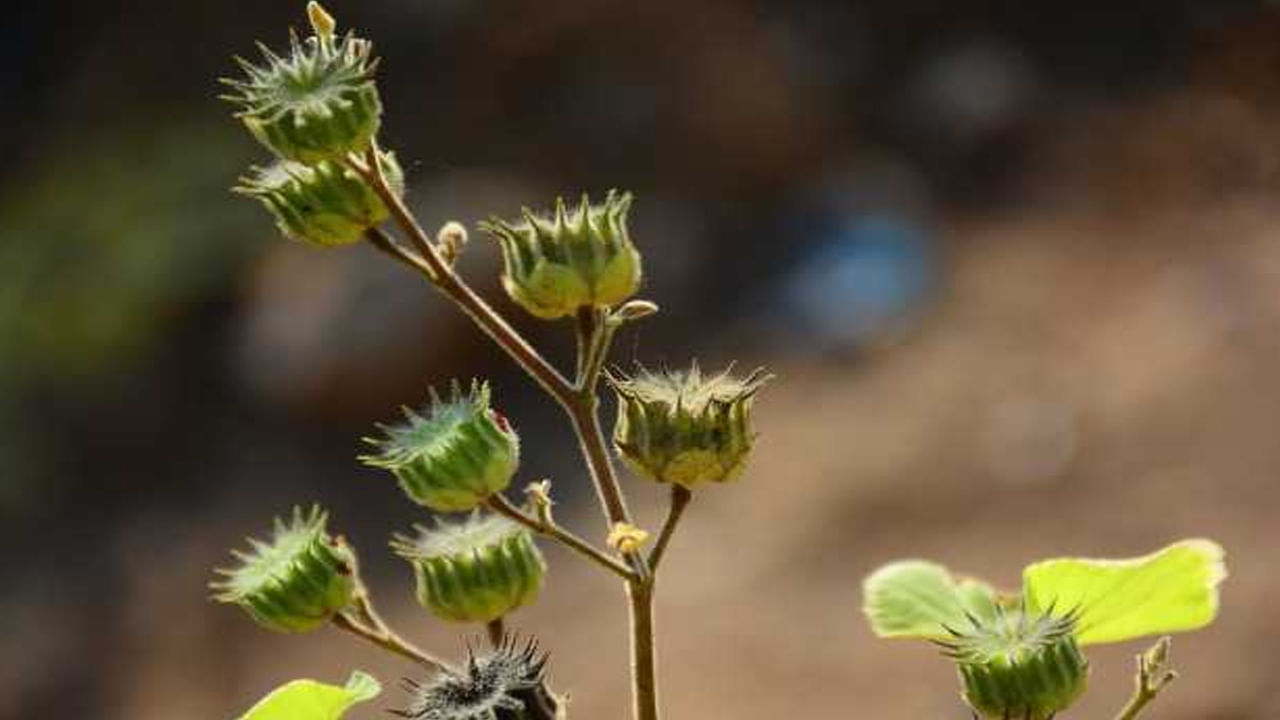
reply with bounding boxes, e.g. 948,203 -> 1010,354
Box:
210,506 -> 356,633
610,364 -> 770,488
480,191 -> 642,319
392,514 -> 546,624
221,13 -> 382,164
938,605 -> 1089,720
235,151 -> 402,247
361,381 -> 520,512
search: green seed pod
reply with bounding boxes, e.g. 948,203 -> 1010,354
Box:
235,152 -> 403,247
610,364 -> 769,489
392,513 -> 546,624
210,506 -> 356,633
361,381 -> 520,513
939,606 -> 1089,720
222,18 -> 382,164
480,191 -> 642,319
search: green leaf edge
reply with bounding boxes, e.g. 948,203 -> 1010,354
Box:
1022,538 -> 1227,646
238,670 -> 382,720
861,559 -> 1002,640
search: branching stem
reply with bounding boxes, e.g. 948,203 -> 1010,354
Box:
331,574 -> 449,669
332,609 -> 446,671
1113,637 -> 1177,720
352,143 -> 660,720
487,494 -> 636,582
351,146 -> 574,405
350,148 -> 638,538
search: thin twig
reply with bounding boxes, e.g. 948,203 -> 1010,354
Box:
575,307 -> 615,395
487,494 -> 637,582
353,586 -> 392,638
1113,637 -> 1177,720
570,307 -> 646,580
648,485 -> 693,572
347,147 -> 575,406
332,611 -> 446,671
364,226 -> 433,276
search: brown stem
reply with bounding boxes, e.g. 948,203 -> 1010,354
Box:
1113,637 -> 1177,720
352,148 -> 574,406
648,485 -> 692,572
628,584 -> 659,720
567,394 -> 640,544
364,226 -> 433,275
572,306 -> 659,720
332,611 -> 446,670
487,494 -> 636,582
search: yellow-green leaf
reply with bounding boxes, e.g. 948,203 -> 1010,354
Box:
239,671 -> 381,720
1022,539 -> 1226,646
862,560 -> 999,639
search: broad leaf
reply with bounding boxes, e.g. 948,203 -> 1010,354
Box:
1022,539 -> 1226,645
862,560 -> 1000,639
239,671 -> 381,720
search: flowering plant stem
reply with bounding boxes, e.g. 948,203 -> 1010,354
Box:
1112,637 -> 1177,720
333,578 -> 447,671
348,145 -> 670,720
486,493 -> 636,581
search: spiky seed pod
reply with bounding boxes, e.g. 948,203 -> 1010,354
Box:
235,151 -> 403,247
480,191 -> 642,319
394,635 -> 549,720
937,605 -> 1089,720
210,506 -> 356,633
361,381 -> 520,513
222,19 -> 382,164
392,514 -> 546,624
610,364 -> 770,488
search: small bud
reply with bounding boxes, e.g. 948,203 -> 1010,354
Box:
222,13 -> 382,164
941,607 -> 1090,720
611,299 -> 659,324
392,514 -> 547,624
607,522 -> 650,554
480,191 -> 642,319
361,380 -> 519,512
1136,636 -> 1177,695
210,506 -> 357,633
235,151 -> 403,247
307,1 -> 337,42
524,480 -> 555,527
437,220 -> 469,265
610,364 -> 770,488
1143,635 -> 1171,670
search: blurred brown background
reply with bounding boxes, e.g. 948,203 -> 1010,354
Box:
3,1 -> 1280,718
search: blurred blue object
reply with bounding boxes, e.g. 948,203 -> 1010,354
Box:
779,213 -> 936,350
